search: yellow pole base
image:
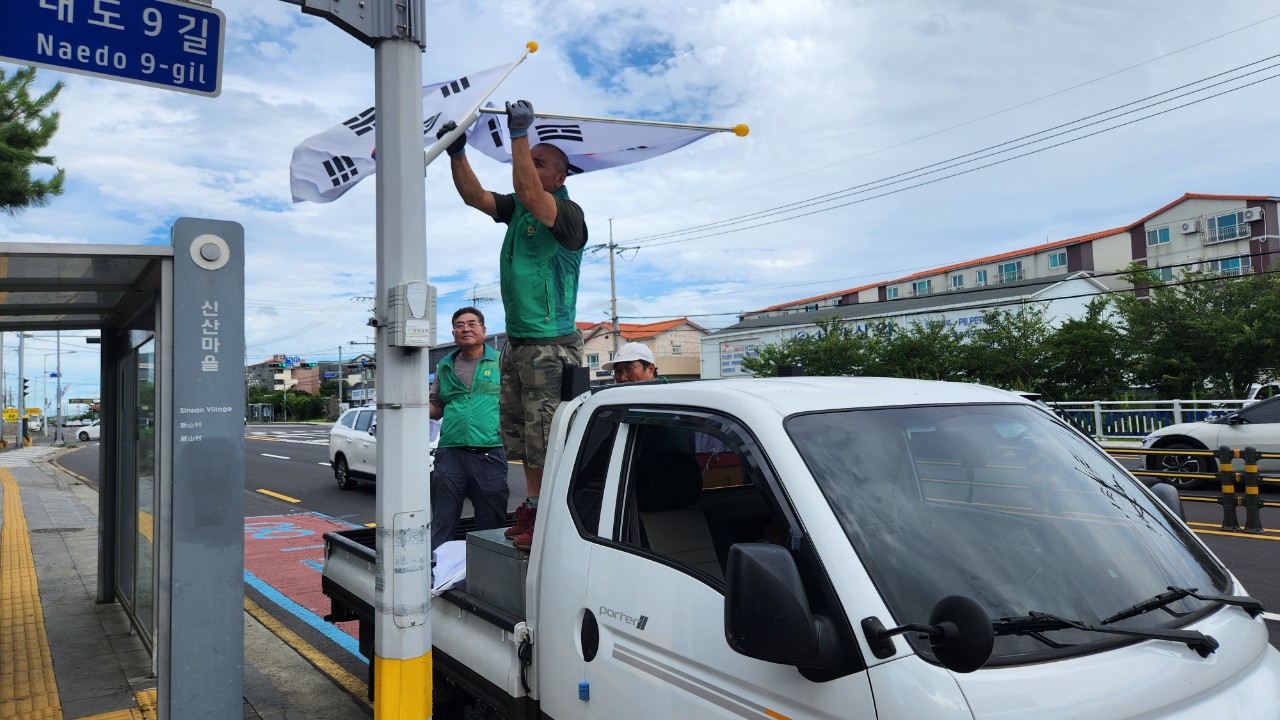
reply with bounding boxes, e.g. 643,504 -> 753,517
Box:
374,652 -> 432,719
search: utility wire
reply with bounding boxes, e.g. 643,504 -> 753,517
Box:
625,58 -> 1280,247
628,55 -> 1280,244
610,13 -> 1280,222
631,69 -> 1280,249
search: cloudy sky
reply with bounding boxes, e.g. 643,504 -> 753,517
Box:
3,0 -> 1279,404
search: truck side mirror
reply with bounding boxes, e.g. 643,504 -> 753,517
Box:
723,543 -> 841,669
1148,482 -> 1186,521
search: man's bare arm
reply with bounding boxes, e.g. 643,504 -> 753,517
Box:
511,136 -> 559,228
449,154 -> 498,220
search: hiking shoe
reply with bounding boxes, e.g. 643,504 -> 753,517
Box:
505,503 -> 535,539
512,523 -> 535,551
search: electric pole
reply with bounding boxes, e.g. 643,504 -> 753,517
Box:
604,219 -> 639,355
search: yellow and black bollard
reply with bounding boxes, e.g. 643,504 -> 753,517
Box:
1216,445 -> 1240,531
1241,446 -> 1264,533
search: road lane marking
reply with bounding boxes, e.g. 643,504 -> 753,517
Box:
1263,612 -> 1280,623
261,453 -> 291,460
257,489 -> 301,503
1191,528 -> 1280,541
318,462 -> 330,466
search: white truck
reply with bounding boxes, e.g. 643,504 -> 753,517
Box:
322,376 -> 1280,719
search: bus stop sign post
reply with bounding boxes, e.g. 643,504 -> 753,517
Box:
0,0 -> 225,97
279,1 -> 434,716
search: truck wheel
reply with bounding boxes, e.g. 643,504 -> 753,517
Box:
335,456 -> 358,491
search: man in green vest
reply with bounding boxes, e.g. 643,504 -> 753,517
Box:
438,101 -> 587,550
429,307 -> 508,551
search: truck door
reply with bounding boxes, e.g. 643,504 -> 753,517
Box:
555,408 -> 876,720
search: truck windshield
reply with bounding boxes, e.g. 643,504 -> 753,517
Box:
785,403 -> 1232,665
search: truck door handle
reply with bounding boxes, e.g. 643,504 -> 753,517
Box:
581,608 -> 599,662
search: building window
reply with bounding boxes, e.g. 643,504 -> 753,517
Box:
1208,256 -> 1250,277
886,287 -> 899,300
1206,211 -> 1250,244
1146,227 -> 1170,246
1153,267 -> 1173,283
1049,251 -> 1067,270
996,261 -> 1023,284
587,353 -> 600,369
951,275 -> 964,290
671,344 -> 682,355
911,279 -> 933,297
975,270 -> 987,287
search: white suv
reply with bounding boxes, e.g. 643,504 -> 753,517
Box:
328,407 -> 437,490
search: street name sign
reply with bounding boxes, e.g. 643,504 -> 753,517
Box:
1,0 -> 225,97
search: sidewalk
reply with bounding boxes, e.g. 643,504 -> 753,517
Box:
0,445 -> 370,719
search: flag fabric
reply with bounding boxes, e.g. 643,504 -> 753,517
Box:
465,107 -> 717,175
290,64 -> 509,204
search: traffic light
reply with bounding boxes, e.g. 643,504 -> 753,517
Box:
22,378 -> 30,401
301,362 -> 317,368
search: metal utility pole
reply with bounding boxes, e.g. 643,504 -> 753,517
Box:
17,333 -> 26,445
338,345 -> 344,411
280,0 -> 432,714
605,220 -> 639,355
54,332 -> 63,444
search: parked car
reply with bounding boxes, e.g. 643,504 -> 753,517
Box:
1142,394 -> 1280,488
1244,381 -> 1280,404
328,408 -> 437,490
76,420 -> 101,441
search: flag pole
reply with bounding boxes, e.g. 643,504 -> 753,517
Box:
477,106 -> 750,136
424,41 -> 539,168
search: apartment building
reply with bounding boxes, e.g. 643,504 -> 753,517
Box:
744,193 -> 1277,321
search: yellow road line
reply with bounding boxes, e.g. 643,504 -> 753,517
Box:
0,468 -> 63,720
1186,520 -> 1279,534
242,597 -> 370,707
1192,527 -> 1280,541
77,688 -> 157,719
256,489 -> 301,503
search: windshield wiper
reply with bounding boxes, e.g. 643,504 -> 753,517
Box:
1101,586 -> 1264,625
992,611 -> 1220,658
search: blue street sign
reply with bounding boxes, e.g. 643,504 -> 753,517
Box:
322,372 -> 338,379
1,0 -> 225,97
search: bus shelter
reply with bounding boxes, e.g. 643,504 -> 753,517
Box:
0,219 -> 246,718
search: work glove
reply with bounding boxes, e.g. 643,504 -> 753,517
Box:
436,120 -> 467,157
506,100 -> 534,140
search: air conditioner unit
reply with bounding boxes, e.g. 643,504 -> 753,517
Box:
1242,207 -> 1263,222
1179,220 -> 1199,234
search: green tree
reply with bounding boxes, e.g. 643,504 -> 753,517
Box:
739,316 -> 876,377
1041,297 -> 1130,400
960,305 -> 1052,393
1114,265 -> 1280,398
1,67 -> 65,215
869,319 -> 969,381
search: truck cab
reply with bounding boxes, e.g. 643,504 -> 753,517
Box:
326,377 -> 1280,719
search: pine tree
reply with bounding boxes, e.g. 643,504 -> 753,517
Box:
0,66 -> 65,215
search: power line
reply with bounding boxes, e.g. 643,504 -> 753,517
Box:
629,54 -> 1280,245
630,69 -> 1280,250
609,13 -> 1280,223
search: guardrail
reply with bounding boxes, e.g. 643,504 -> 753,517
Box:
1054,399 -> 1248,439
1109,445 -> 1276,532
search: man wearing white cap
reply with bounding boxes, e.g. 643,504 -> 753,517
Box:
601,342 -> 659,383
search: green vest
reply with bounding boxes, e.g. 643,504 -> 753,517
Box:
436,346 -> 501,448
499,187 -> 583,339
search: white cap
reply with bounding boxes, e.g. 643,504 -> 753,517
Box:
601,342 -> 654,371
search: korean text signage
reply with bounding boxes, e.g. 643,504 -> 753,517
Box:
0,0 -> 225,97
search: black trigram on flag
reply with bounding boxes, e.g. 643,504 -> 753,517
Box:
535,124 -> 584,142
343,108 -> 376,137
422,111 -> 442,136
439,76 -> 471,98
567,162 -> 583,176
323,156 -> 359,187
487,118 -> 504,148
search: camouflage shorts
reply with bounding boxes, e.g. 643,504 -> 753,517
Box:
499,339 -> 583,469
